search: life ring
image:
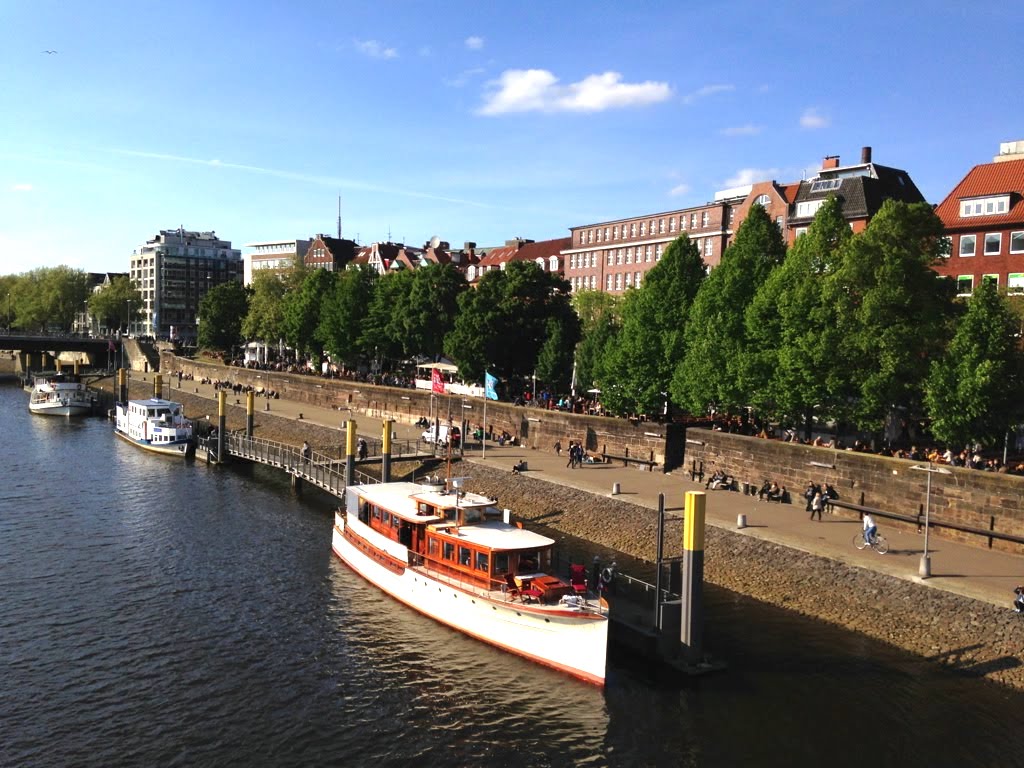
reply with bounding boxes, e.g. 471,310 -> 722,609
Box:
599,567 -> 615,586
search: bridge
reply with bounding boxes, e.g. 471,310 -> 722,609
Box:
1,332 -> 158,374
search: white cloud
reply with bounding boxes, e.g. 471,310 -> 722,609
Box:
354,39 -> 398,59
465,36 -> 484,50
720,124 -> 762,137
724,168 -> 778,187
12,183 -> 33,191
800,107 -> 829,129
444,67 -> 485,88
478,69 -> 671,115
669,183 -> 690,197
682,84 -> 734,105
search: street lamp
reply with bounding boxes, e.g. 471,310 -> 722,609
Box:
909,463 -> 952,578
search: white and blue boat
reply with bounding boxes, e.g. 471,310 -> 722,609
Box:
114,397 -> 195,457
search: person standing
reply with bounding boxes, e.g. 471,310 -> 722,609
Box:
554,439 -> 562,457
810,492 -> 823,521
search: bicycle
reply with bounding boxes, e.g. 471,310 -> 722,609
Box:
852,531 -> 888,554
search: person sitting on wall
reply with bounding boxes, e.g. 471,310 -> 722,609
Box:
1014,586 -> 1024,613
511,460 -> 526,475
757,480 -> 772,500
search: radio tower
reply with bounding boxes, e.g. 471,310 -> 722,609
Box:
337,196 -> 342,239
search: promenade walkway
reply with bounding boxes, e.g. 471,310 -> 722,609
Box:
158,373 -> 1024,612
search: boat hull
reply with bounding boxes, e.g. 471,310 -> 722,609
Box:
29,402 -> 93,417
332,513 -> 608,685
114,427 -> 195,457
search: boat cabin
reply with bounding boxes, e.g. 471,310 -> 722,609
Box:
348,481 -> 555,593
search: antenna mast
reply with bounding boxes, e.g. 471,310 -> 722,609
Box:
337,196 -> 342,239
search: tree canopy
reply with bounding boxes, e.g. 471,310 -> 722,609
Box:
197,280 -> 249,352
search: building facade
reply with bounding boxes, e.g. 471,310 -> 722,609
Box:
932,140 -> 1024,296
244,238 -> 310,284
130,228 -> 242,339
304,235 -> 358,272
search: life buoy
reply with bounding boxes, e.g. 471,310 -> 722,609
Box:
599,567 -> 615,586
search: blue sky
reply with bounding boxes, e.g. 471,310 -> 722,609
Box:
1,1 -> 1021,274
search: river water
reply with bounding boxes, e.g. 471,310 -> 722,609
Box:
1,384 -> 1021,767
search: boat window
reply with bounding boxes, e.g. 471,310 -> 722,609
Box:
517,552 -> 540,573
371,506 -> 381,521
428,538 -> 439,558
493,553 -> 509,575
438,507 -> 457,523
382,511 -> 391,527
460,507 -> 482,524
458,546 -> 471,567
475,552 -> 489,572
391,515 -> 400,529
147,409 -> 156,417
442,541 -> 455,561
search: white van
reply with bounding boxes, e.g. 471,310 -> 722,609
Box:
421,424 -> 461,447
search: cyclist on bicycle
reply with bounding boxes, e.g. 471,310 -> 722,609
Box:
863,513 -> 878,546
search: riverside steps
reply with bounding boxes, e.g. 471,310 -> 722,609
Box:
121,367 -> 1024,689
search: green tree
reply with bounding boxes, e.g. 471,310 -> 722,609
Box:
359,269 -> 413,369
242,270 -> 288,343
42,266 -> 90,331
403,264 -> 467,359
89,276 -> 144,333
282,268 -> 336,358
318,266 -> 377,366
197,280 -> 249,352
673,205 -> 786,415
535,305 -> 582,394
445,261 -> 573,384
823,200 -> 954,429
602,235 -> 706,415
571,290 -> 620,396
743,197 -> 852,433
924,280 -> 1023,448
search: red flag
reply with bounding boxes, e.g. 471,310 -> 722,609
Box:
431,368 -> 445,394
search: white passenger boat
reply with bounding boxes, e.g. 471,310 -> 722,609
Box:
333,479 -> 608,684
28,373 -> 95,416
113,397 -> 195,457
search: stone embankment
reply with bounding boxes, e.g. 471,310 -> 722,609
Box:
95,377 -> 1024,692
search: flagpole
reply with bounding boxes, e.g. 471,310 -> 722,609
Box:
482,392 -> 486,459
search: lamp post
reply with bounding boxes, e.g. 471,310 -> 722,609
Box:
7,291 -> 11,331
909,463 -> 952,578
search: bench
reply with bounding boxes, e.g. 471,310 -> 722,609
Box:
602,452 -> 658,471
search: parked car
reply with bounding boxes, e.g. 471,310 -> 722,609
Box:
421,424 -> 460,447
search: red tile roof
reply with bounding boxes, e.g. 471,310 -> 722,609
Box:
934,158 -> 1024,229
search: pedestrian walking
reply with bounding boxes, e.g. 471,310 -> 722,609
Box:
554,439 -> 562,457
810,491 -> 823,521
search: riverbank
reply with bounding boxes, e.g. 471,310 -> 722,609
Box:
92,374 -> 1024,692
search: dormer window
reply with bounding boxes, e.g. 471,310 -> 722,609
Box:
755,194 -> 771,207
960,195 -> 1010,217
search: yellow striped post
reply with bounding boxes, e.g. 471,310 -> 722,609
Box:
382,419 -> 394,482
245,391 -> 254,437
344,419 -> 357,487
681,490 -> 706,664
216,390 -> 226,462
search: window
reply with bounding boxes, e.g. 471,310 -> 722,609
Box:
659,218 -> 665,234
656,243 -> 663,259
475,552 -> 489,572
624,248 -> 631,264
443,541 -> 455,560
796,200 -> 826,218
635,271 -> 642,286
639,222 -> 645,236
1012,232 -> 1024,254
458,546 -> 471,567
587,230 -> 593,243
960,195 -> 1010,217
616,250 -> 623,265
1008,273 -> 1024,294
615,273 -> 622,291
755,193 -> 771,207
625,272 -> 632,288
607,252 -> 613,266
606,275 -> 613,290
549,255 -> 558,271
570,254 -> 577,270
595,229 -> 601,242
956,275 -> 974,295
985,233 -> 1001,255
691,213 -> 697,228
589,275 -> 596,289
612,225 -> 618,239
809,179 -> 842,193
959,234 -> 976,257
669,217 -> 676,233
705,239 -> 713,257
983,274 -> 999,287
794,227 -> 809,239
630,223 -> 636,237
646,245 -> 653,262
604,227 -> 610,241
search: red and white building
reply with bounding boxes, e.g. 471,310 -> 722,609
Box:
932,141 -> 1024,296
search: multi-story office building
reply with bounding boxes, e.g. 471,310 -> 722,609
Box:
244,238 -> 310,284
130,228 -> 242,339
932,140 -> 1024,296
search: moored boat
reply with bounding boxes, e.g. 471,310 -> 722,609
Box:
114,397 -> 195,456
28,373 -> 95,416
333,478 -> 608,684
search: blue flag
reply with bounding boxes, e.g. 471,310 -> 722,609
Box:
484,372 -> 499,401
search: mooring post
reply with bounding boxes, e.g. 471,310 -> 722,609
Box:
654,493 -> 665,626
246,391 -> 254,438
681,490 -> 706,665
345,419 -> 356,487
154,373 -> 162,399
74,359 -> 80,376
381,418 -> 393,482
118,368 -> 128,404
216,390 -> 226,464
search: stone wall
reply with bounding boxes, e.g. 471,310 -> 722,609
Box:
161,353 -> 668,465
683,428 -> 1024,553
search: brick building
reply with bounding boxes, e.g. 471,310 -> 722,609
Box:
932,140 -> 1024,296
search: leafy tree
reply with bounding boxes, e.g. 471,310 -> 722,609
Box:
571,290 -> 620,396
924,280 -> 1023,448
242,270 -> 288,343
282,268 -> 336,358
41,266 -> 90,331
822,200 -> 954,429
445,261 -> 573,384
1,274 -> 21,329
673,205 -> 786,415
743,197 -> 852,433
318,266 -> 377,366
89,276 -> 144,333
197,280 -> 249,352
601,235 -> 706,415
359,269 -> 413,369
402,264 -> 467,359
535,305 -> 582,394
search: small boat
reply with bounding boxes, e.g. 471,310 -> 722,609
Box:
333,478 -> 608,684
113,397 -> 195,457
28,373 -> 95,416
